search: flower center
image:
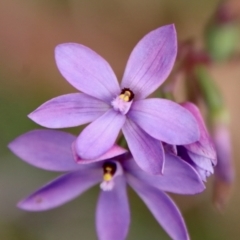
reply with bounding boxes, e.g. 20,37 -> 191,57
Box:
100,161 -> 123,191
103,162 -> 117,182
119,88 -> 134,102
111,88 -> 134,115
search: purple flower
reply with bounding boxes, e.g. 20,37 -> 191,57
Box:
212,121 -> 234,184
211,119 -> 234,210
9,129 -> 205,240
28,24 -> 200,174
176,102 -> 217,181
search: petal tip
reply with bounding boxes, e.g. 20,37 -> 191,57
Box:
17,200 -> 32,211
17,201 -> 25,210
165,23 -> 176,31
161,23 -> 177,43
27,112 -> 34,121
27,111 -> 57,128
7,141 -> 14,152
17,197 -> 50,212
55,42 -> 73,52
17,203 -> 40,212
8,137 -> 22,154
54,43 -> 79,63
54,44 -> 61,53
27,111 -> 42,126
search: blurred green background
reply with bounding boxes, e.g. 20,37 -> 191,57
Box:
1,0 -> 240,239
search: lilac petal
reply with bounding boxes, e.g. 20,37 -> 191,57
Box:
72,140 -> 127,164
177,146 -> 213,177
188,151 -> 214,173
121,24 -> 177,100
28,93 -> 110,128
182,102 -> 217,163
124,153 -> 205,194
18,168 -> 102,211
129,99 -> 200,145
96,176 -> 130,240
76,109 -> 126,159
128,177 -> 189,240
8,130 -> 81,172
55,43 -> 120,103
122,119 -> 165,175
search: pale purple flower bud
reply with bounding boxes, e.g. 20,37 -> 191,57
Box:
211,120 -> 234,211
212,122 -> 234,183
177,102 -> 217,181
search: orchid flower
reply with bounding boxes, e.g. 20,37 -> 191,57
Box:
9,129 -> 205,240
28,24 -> 200,174
177,102 -> 217,181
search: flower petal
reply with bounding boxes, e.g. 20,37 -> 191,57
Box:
182,102 -> 217,163
8,130 -> 81,172
177,146 -> 213,182
18,168 -> 102,211
96,175 -> 130,240
28,93 -> 110,128
188,151 -> 214,173
121,24 -> 177,99
129,99 -> 200,145
73,141 -> 127,164
76,109 -> 126,159
122,119 -> 165,175
124,153 -> 205,194
128,177 -> 189,240
55,43 -> 120,102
